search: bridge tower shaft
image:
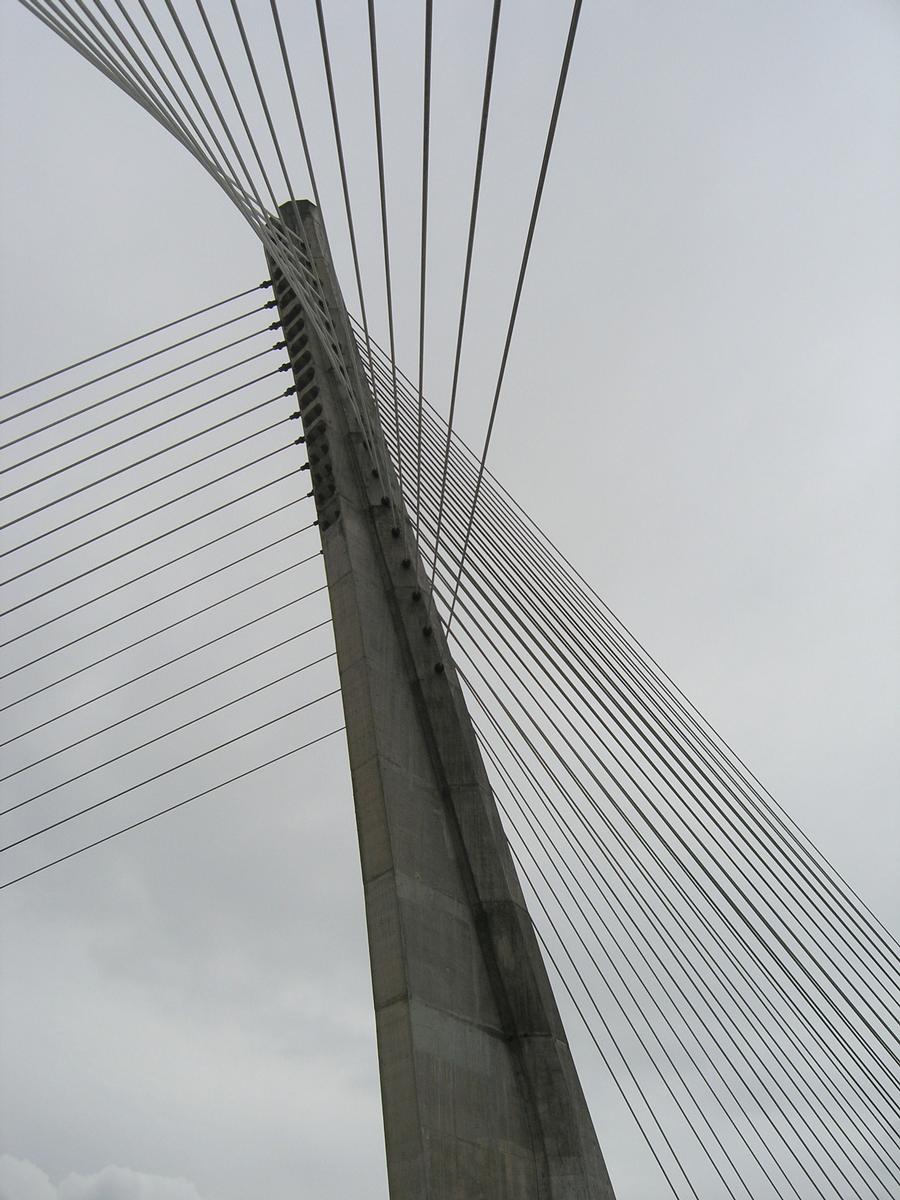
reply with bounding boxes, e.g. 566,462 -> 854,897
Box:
268,200 -> 616,1200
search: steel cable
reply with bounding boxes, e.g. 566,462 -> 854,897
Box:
453,634 -> 890,1194
474,693 -> 897,1193
413,394 -> 900,1010
269,0 -> 321,209
0,727 -> 345,891
475,712 -> 802,1200
0,337 -> 281,479
308,0 -> 394,504
451,619 -> 900,1156
0,282 -> 268,407
445,0 -> 584,627
0,500 -> 313,656
414,0 -> 433,540
429,0 -> 502,578
0,305 -> 272,446
384,379 -> 900,1156
364,327 -> 900,996
0,566 -> 325,721
379,360 -> 900,1147
365,0 -> 403,498
394,379 -> 900,1059
0,613 -> 330,756
403,401 -> 900,1097
1,466 -> 304,621
430,478 -> 900,1055
26,0 -> 237,216
229,0 -> 295,204
0,687 -> 342,845
1,368 -> 284,504
1,650 -> 336,793
313,0 -> 374,384
0,393 -> 290,537
502,794 -> 746,1200
2,667 -> 340,829
3,445 -> 289,589
0,413 -> 285,561
526,878 -> 692,1199
429,528 -> 900,1142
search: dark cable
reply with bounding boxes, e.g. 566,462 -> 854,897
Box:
0,727 -> 345,891
380,351 -> 900,1041
1,649 -> 336,788
2,568 -> 324,724
3,444 -> 287,589
313,0 -> 377,391
269,0 -> 321,209
475,714 -> 801,1199
178,0 -> 336,323
0,391 -> 288,537
372,360 -> 900,1176
0,338 -> 279,479
430,0 -> 502,578
454,638 -> 893,1189
434,489 -> 900,1152
133,0 -> 271,219
497,785 -> 748,1200
531,908 -> 686,1199
414,0 -> 433,540
1,466 -> 303,621
184,0 -> 284,215
0,676 -> 340,835
446,0 -> 584,628
228,0 -> 295,204
474,696 -> 895,1194
365,0 -> 403,496
361,312 -> 900,981
0,282 -> 268,407
424,457 -> 900,1055
366,325 -> 900,993
0,691 -> 340,849
445,580 -> 900,1128
0,500 -> 312,657
20,0 -> 228,228
0,614 -> 330,754
0,574 -> 327,721
391,391 -> 900,1142
0,412 -> 283,561
423,446 -> 900,1089
412,400 -> 900,1028
2,367 -> 282,505
0,305 -> 270,442
381,364 -> 900,1171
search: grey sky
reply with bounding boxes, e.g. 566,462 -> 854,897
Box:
1,2 -> 899,1198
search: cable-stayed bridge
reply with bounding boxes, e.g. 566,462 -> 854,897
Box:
1,5 -> 898,1199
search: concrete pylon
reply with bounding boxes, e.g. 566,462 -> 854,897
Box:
267,200 -> 616,1200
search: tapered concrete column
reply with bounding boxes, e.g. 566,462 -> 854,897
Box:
267,200 -> 616,1200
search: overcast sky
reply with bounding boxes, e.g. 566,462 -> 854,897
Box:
1,2 -> 899,1198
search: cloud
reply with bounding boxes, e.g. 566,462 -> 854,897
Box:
0,1158 -> 204,1200
0,1157 -> 54,1200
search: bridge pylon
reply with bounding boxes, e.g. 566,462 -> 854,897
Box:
267,200 -> 616,1200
